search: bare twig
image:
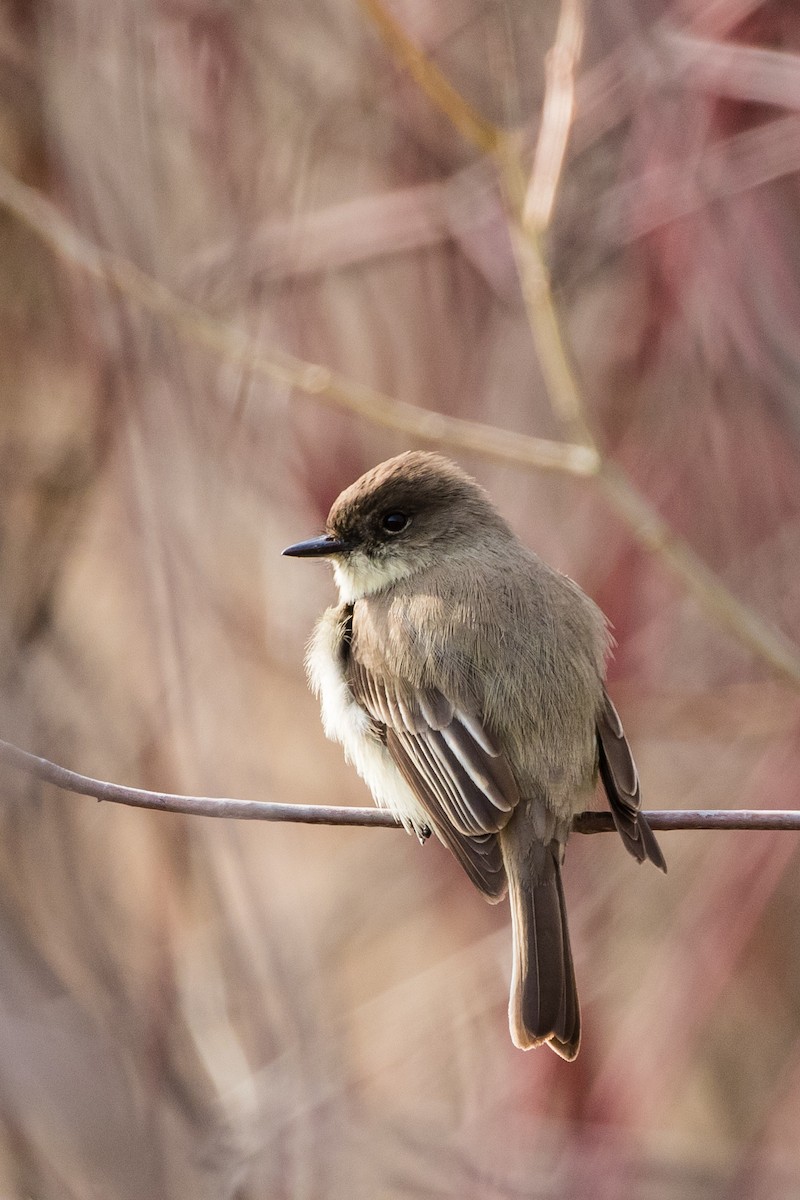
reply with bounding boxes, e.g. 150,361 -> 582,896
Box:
357,0 -> 504,155
524,0 -> 584,233
512,0 -> 593,441
574,811 -> 800,833
0,739 -> 396,827
1,739 -> 799,833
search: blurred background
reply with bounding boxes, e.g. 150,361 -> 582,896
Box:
0,0 -> 799,1196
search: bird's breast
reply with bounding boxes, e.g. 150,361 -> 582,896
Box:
305,605 -> 429,835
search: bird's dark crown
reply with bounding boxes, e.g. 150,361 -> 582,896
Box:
326,452 -> 508,553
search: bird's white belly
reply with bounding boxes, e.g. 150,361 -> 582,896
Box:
305,608 -> 430,836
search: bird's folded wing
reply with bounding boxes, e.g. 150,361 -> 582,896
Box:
346,654 -> 520,900
596,689 -> 666,872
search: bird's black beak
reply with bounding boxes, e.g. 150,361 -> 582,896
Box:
282,535 -> 348,558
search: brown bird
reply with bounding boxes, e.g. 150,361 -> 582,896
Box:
284,451 -> 665,1058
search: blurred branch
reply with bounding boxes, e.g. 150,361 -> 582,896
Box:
600,113 -> 800,243
357,0 -> 504,155
657,26 -> 800,111
360,0 -> 800,691
512,0 -> 591,440
2,739 -> 800,833
523,0 -> 583,234
0,164 -> 595,479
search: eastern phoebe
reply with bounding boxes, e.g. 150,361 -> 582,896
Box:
284,451 -> 665,1058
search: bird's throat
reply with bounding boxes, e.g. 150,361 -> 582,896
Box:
332,551 -> 414,603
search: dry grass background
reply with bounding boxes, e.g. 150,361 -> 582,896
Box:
0,0 -> 799,1196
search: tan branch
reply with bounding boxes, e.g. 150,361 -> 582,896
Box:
512,0 -> 594,442
357,0 -> 504,156
524,0 -> 584,233
508,225 -> 593,442
2,738 -> 799,833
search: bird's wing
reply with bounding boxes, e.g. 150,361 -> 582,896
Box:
346,652 -> 519,900
596,689 -> 666,872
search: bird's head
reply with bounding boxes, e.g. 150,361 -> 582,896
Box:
282,451 -> 510,602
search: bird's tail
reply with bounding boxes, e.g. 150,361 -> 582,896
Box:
506,841 -> 580,1060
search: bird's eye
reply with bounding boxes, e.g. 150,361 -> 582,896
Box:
381,511 -> 409,534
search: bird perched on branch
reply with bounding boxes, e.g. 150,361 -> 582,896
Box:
284,451 -> 665,1058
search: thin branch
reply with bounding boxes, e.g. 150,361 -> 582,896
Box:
574,811 -> 800,833
357,0 -> 504,156
511,0 -> 593,442
0,739 -> 397,827
509,222 -> 592,443
524,0 -> 584,233
2,739 -> 799,833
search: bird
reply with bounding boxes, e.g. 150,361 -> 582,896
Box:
283,451 -> 665,1058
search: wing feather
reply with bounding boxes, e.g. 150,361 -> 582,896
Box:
386,729 -> 508,900
597,690 -> 666,873
346,651 -> 520,900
